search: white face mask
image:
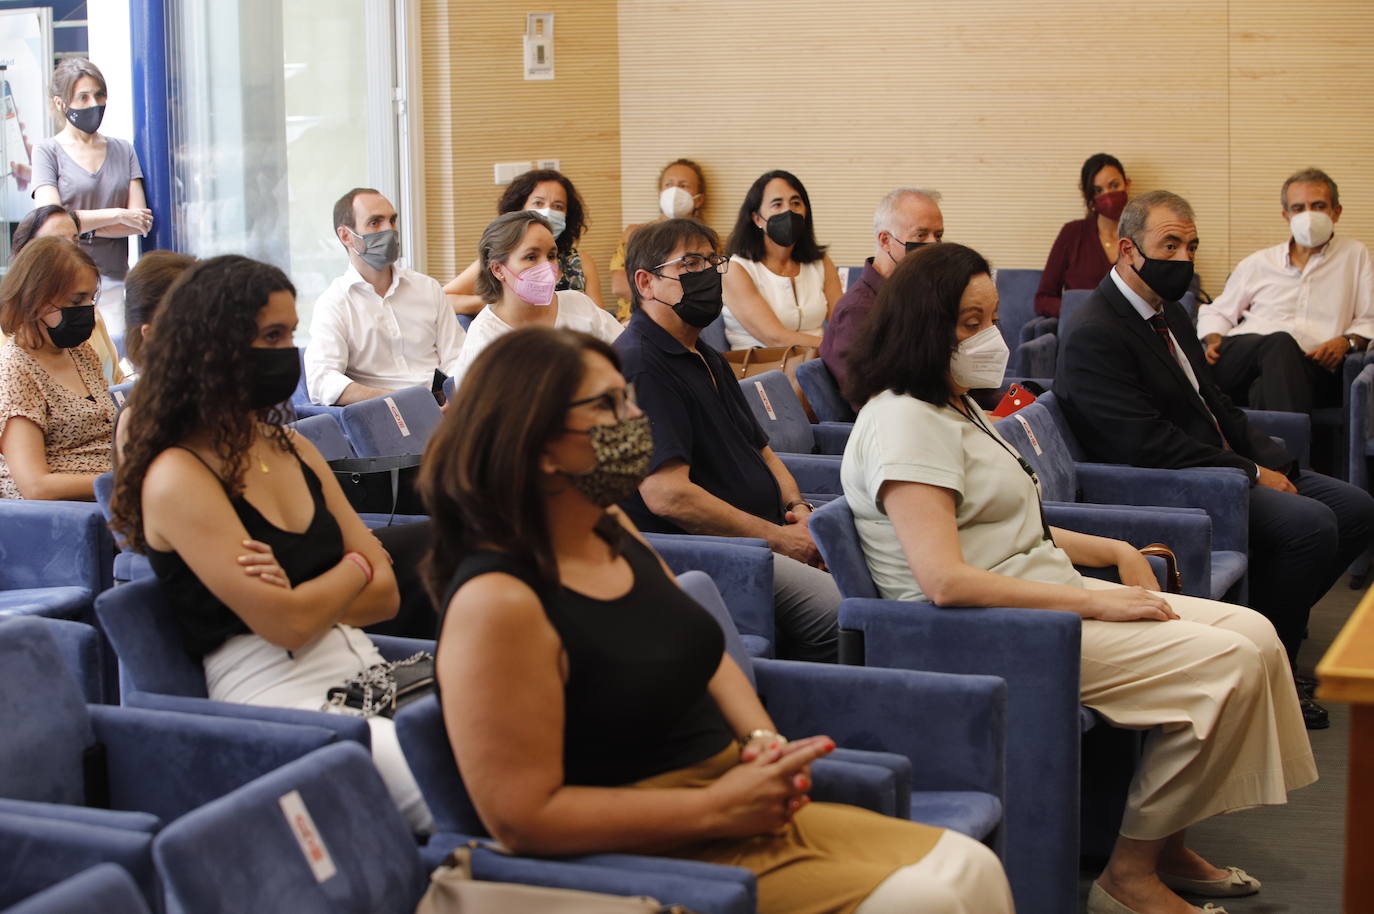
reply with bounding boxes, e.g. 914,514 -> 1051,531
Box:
1290,210 -> 1334,248
659,186 -> 695,219
949,325 -> 1009,390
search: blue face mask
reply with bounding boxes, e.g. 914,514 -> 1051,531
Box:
529,208 -> 566,240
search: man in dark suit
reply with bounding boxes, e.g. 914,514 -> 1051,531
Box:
1055,189 -> 1374,729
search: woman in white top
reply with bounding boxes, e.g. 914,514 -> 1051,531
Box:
839,242 -> 1315,914
722,170 -> 841,350
453,211 -> 622,385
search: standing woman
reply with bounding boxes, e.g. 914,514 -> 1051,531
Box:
1034,153 -> 1130,317
109,255 -> 430,832
444,168 -> 604,315
31,58 -> 152,338
420,325 -> 1013,914
0,237 -> 113,500
722,170 -> 841,350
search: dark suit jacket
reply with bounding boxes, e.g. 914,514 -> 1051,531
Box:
1054,273 -> 1294,477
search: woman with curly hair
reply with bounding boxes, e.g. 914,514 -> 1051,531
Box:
109,254 -> 431,832
443,168 -> 605,315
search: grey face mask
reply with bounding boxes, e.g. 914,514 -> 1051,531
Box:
348,227 -> 401,271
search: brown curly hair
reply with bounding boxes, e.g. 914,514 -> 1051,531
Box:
110,255 -> 297,552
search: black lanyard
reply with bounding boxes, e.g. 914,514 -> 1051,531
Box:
955,396 -> 1054,543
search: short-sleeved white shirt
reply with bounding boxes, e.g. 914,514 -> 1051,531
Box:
840,389 -> 1081,602
452,290 -> 623,385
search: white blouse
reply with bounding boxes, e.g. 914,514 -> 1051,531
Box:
453,290 -> 623,384
724,256 -> 827,349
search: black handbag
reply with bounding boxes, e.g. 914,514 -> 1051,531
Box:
324,652 -> 436,719
328,454 -> 424,523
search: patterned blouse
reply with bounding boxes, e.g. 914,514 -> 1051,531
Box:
557,247 -> 587,295
0,340 -> 115,498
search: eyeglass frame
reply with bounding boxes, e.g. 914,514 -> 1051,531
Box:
566,380 -> 639,423
649,252 -> 730,276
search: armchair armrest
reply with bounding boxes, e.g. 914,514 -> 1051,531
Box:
809,756 -> 901,816
370,634 -> 434,660
90,705 -> 339,824
812,423 -> 853,455
754,657 -> 1005,800
0,811 -> 155,909
1242,408 -> 1311,468
0,500 -> 112,593
1043,502 -> 1211,598
123,690 -> 371,745
1015,332 -> 1057,380
1074,463 -> 1249,553
777,453 -> 842,495
1019,316 -> 1057,344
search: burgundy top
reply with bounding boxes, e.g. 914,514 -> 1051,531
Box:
1035,215 -> 1113,317
819,257 -> 883,411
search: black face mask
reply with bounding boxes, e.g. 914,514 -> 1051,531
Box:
65,104 -> 105,134
668,267 -> 725,328
248,346 -> 301,411
887,238 -> 933,266
763,210 -> 806,247
46,305 -> 96,349
1129,242 -> 1194,302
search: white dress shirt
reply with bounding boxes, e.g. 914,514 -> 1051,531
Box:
1196,234 -> 1374,351
305,264 -> 467,405
451,290 -> 623,385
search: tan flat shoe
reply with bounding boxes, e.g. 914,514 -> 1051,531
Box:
1160,866 -> 1260,898
1087,881 -> 1230,914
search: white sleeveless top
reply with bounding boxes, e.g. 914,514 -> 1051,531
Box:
724,256 -> 827,349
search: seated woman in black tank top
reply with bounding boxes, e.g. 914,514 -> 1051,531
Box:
418,322 -> 1013,914
109,255 -> 431,833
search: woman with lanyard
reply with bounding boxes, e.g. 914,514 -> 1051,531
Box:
32,58 -> 152,338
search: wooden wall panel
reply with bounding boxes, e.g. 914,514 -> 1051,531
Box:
417,1 -> 621,287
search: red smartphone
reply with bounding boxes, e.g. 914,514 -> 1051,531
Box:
991,382 -> 1037,418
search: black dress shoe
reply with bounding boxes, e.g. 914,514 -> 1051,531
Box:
1294,674 -> 1318,699
1301,696 -> 1330,730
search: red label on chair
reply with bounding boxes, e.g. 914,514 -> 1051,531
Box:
279,790 -> 337,883
383,396 -> 412,437
1013,413 -> 1042,455
754,380 -> 777,421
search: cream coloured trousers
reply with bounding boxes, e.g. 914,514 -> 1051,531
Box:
1078,578 -> 1317,840
853,830 -> 1014,914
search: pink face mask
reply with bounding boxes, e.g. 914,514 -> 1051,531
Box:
504,260 -> 558,306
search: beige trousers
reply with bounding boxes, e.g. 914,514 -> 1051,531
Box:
852,830 -> 1014,914
1078,578 -> 1318,840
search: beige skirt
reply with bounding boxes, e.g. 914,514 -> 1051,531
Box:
631,745 -> 944,914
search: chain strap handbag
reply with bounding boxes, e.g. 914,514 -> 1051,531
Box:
414,844 -> 695,913
323,651 -> 435,719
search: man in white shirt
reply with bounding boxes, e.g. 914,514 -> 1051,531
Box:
1197,168 -> 1374,415
305,188 -> 466,405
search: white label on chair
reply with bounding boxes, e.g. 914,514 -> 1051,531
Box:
279,790 -> 337,883
754,380 -> 777,421
1013,413 -> 1042,455
383,396 -> 412,437
113,390 -> 126,407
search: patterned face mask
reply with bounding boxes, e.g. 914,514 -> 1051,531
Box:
563,415 -> 653,508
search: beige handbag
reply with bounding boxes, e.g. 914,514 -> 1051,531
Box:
414,845 -> 694,914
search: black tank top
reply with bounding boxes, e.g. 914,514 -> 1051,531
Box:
439,534 -> 735,787
147,448 -> 345,657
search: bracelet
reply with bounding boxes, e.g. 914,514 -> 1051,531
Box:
342,551 -> 374,584
784,500 -> 815,513
739,728 -> 787,748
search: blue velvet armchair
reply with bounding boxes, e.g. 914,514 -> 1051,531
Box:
643,533 -> 776,656
2,863 -> 150,914
339,385 -> 442,457
0,813 -> 154,911
0,500 -> 110,618
94,576 -> 431,748
395,571 -> 1007,913
738,370 -> 852,456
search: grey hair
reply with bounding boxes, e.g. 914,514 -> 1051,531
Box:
1119,190 -> 1195,245
1281,168 -> 1339,210
873,187 -> 942,235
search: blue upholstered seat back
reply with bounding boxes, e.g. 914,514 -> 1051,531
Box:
0,619 -> 96,806
0,501 -> 107,594
153,743 -> 427,914
699,315 -> 728,351
340,386 -> 442,457
808,498 -> 879,600
290,348 -> 311,407
992,401 -> 1079,504
993,268 -> 1042,362
290,414 -> 354,461
677,570 -> 756,689
739,370 -> 815,454
3,863 -> 151,914
795,358 -> 856,423
1057,289 -> 1094,344
645,533 -> 776,650
107,382 -> 135,412
1033,392 -> 1088,461
95,576 -> 208,698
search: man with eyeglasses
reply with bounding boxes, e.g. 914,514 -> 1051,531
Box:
616,218 -> 840,663
820,188 -> 944,411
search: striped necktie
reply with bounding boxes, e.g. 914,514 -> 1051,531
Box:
1147,313 -> 1175,355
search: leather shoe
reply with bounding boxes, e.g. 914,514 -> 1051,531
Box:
1301,696 -> 1330,730
1087,881 -> 1228,914
1160,865 -> 1260,897
1294,674 -> 1318,698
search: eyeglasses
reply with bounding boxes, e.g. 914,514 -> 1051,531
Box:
567,381 -> 638,422
650,253 -> 729,275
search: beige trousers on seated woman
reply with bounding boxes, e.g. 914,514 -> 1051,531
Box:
1078,578 -> 1317,840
